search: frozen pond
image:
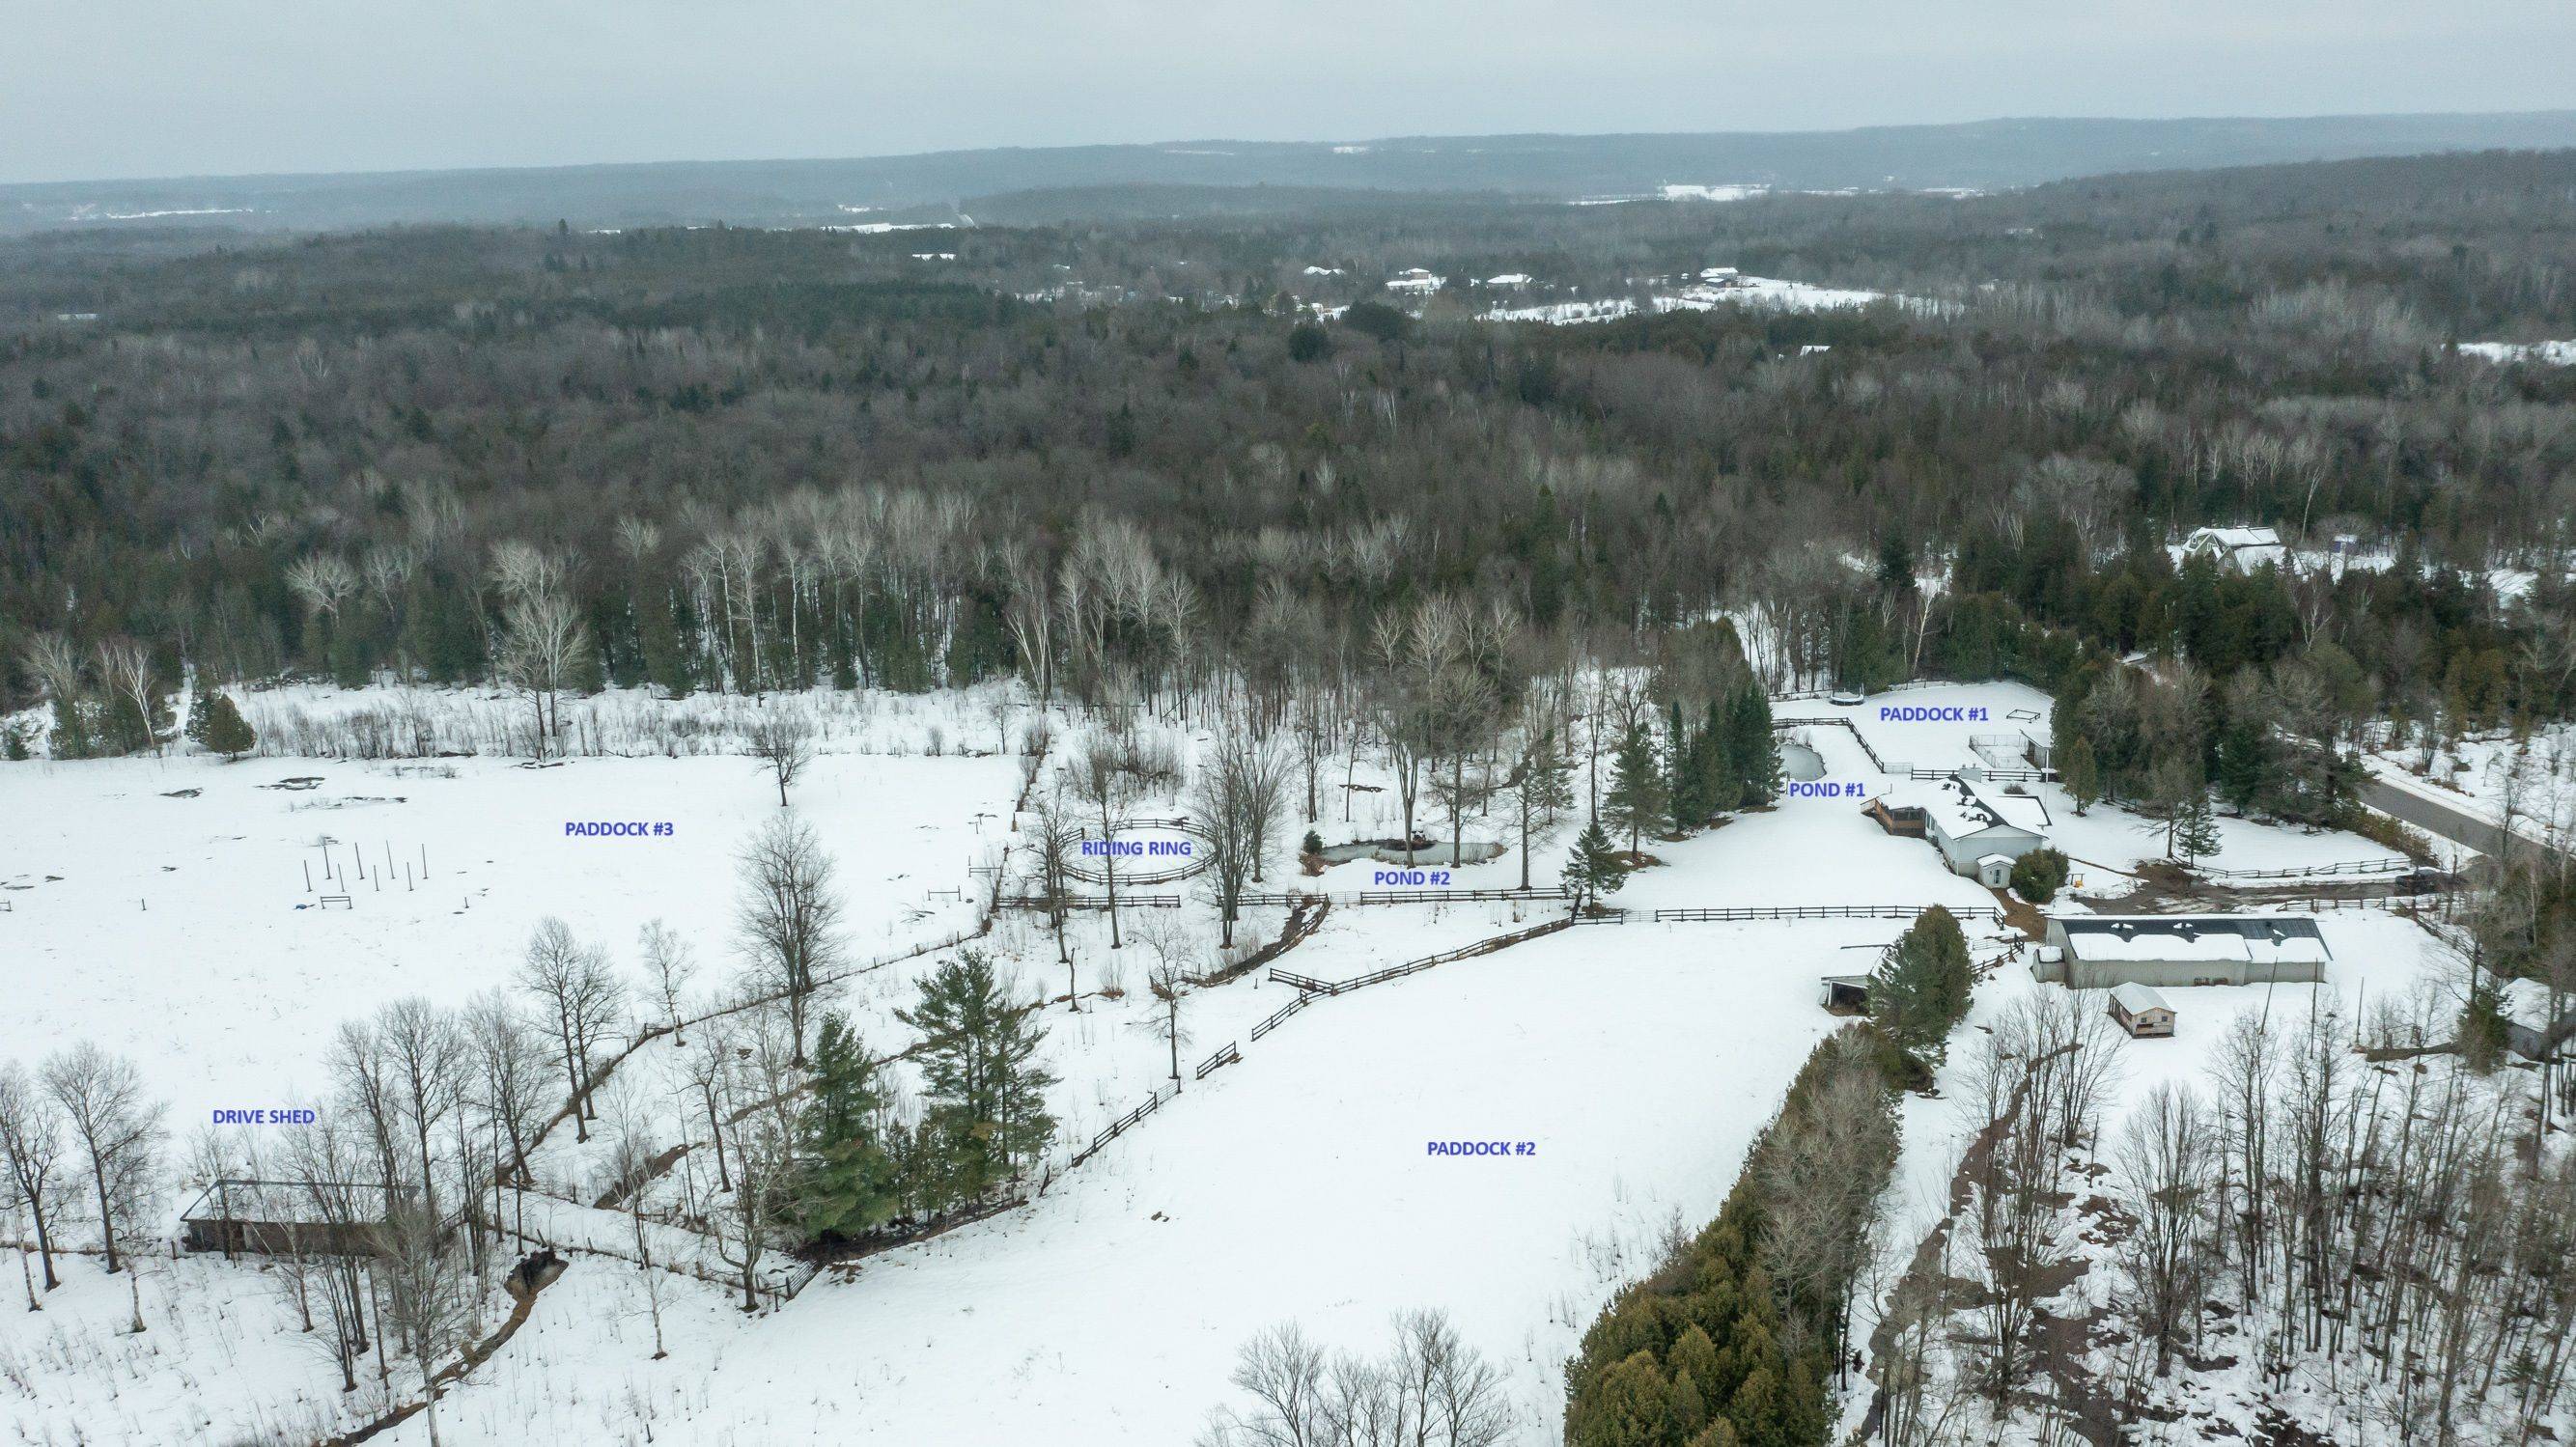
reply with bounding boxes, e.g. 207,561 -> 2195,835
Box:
1781,740 -> 1826,780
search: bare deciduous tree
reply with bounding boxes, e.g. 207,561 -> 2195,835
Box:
1027,792 -> 1084,1000
372,1203 -> 479,1447
0,1063 -> 67,1294
1064,742 -> 1139,949
1199,1310 -> 1513,1447
42,1044 -> 164,1287
2114,1082 -> 2216,1377
517,918 -> 625,1142
638,919 -> 701,1044
495,588 -> 590,759
1194,733 -> 1287,948
746,709 -> 814,807
735,815 -> 847,1066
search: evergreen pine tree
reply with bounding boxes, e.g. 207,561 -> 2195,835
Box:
1669,1325 -> 1727,1416
201,691 -> 258,761
2173,787 -> 2221,864
1606,719 -> 1668,854
1670,1368 -> 1707,1437
1564,821 -> 1630,914
1778,1356 -> 1830,1444
1666,700 -> 1702,834
1724,1364 -> 1782,1444
182,687 -> 214,747
2058,734 -> 2101,816
1869,905 -> 1973,1062
896,950 -> 1057,1202
1699,698 -> 1732,814
1574,1351 -> 1676,1447
47,696 -> 98,760
1726,683 -> 1780,807
2461,980 -> 2513,1072
793,1012 -> 897,1240
2214,710 -> 2271,815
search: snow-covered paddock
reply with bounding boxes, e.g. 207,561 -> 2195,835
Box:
0,749 -> 1021,1111
370,918 -> 1901,1446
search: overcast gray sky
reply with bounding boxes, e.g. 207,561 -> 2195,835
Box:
7,0 -> 2574,184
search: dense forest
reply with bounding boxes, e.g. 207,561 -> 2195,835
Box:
4,148 -> 2574,767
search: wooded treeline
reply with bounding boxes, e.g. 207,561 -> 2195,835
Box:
7,151 -> 2575,734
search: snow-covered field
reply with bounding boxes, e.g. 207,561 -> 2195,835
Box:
0,749 -> 1020,1113
367,917 -> 1882,1446
0,677 -> 2451,1445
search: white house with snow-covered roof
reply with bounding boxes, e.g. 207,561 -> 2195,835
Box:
2182,526 -> 2287,573
1864,775 -> 2051,885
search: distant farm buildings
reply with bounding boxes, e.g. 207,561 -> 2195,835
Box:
1864,776 -> 2052,886
2182,526 -> 2286,573
2034,914 -> 2331,989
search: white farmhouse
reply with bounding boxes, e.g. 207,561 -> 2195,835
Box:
2182,526 -> 2286,573
1863,776 -> 2051,886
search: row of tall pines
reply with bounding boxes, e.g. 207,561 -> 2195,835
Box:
1563,1025 -> 1903,1446
1563,908 -> 1972,1445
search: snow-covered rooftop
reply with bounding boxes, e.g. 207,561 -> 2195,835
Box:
2109,982 -> 2170,1016
2187,525 -> 2283,552
1965,779 -> 2051,834
2058,915 -> 2330,966
1877,777 -> 2046,844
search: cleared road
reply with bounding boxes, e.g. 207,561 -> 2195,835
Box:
2360,775 -> 2562,868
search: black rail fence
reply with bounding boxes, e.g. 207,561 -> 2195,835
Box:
1052,913 -> 1608,1175
1775,712 -> 1897,773
1776,711 -> 2056,785
1913,765 -> 2053,784
2269,893 -> 2449,915
1058,814 -> 1215,887
1265,916 -> 1578,997
1238,885 -> 1567,909
2196,857 -> 2414,881
1011,885 -> 1570,912
1650,904 -> 2004,924
1249,993 -> 1310,1041
996,892 -> 1183,910
1070,1080 -> 1180,1170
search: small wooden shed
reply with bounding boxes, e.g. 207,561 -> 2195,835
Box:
2108,982 -> 2175,1039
